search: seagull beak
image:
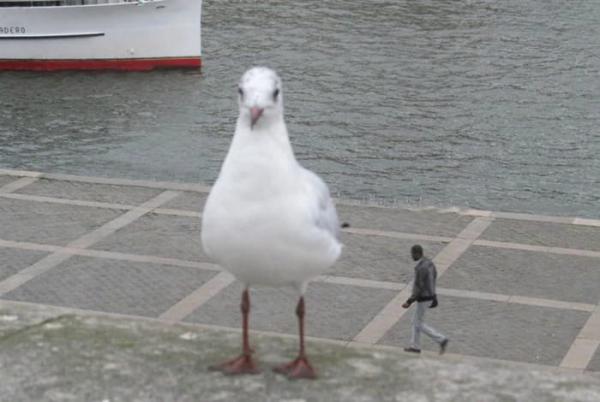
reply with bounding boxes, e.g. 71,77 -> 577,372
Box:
250,107 -> 264,128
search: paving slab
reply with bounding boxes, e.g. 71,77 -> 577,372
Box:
587,345 -> 600,372
0,175 -> 16,188
439,246 -> 600,304
1,256 -> 218,317
13,178 -> 163,205
92,213 -> 208,261
161,191 -> 208,211
480,219 -> 600,252
1,301 -> 600,402
185,281 -> 398,341
337,204 -> 474,236
0,248 -> 49,282
0,198 -> 123,246
331,233 -> 446,282
378,295 -> 591,366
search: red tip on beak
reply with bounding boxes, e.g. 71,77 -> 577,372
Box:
250,107 -> 264,128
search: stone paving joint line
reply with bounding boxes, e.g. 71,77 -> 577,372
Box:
0,190 -> 180,296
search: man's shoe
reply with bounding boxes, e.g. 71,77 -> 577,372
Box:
403,347 -> 421,354
439,339 -> 449,355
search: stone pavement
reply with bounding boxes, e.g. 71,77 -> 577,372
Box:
0,168 -> 599,388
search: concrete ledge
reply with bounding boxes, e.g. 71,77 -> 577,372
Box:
1,301 -> 599,402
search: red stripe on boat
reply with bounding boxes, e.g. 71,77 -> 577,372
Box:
0,57 -> 201,71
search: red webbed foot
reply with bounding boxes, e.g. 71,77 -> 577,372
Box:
273,356 -> 317,380
209,354 -> 261,375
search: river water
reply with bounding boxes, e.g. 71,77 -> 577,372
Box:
1,0 -> 599,218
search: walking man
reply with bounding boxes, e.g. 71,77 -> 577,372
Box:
402,244 -> 449,354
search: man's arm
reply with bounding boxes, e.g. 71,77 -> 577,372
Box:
429,261 -> 438,308
403,265 -> 424,308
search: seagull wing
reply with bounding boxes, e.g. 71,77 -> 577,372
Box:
300,167 -> 341,241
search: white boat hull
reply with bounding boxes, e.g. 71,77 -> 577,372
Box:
0,0 -> 202,70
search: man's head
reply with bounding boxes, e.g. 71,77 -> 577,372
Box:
411,244 -> 423,261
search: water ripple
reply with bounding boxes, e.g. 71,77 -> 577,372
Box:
0,0 -> 598,218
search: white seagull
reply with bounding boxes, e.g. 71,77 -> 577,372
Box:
201,67 -> 343,379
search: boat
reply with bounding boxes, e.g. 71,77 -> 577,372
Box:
0,0 -> 202,71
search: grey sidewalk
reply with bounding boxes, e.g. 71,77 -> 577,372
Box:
0,168 -> 600,384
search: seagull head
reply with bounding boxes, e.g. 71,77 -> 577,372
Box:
238,67 -> 283,130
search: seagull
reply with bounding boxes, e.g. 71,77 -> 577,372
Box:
201,67 -> 343,379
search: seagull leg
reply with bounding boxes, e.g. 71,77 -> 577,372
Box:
209,288 -> 260,375
273,296 -> 317,379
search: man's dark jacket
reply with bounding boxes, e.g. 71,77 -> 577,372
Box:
407,257 -> 437,304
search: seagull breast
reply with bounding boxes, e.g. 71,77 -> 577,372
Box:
201,67 -> 342,289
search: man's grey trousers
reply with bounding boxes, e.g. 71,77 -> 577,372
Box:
411,301 -> 447,349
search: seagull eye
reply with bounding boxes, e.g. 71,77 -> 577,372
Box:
273,88 -> 280,100
238,87 -> 244,97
